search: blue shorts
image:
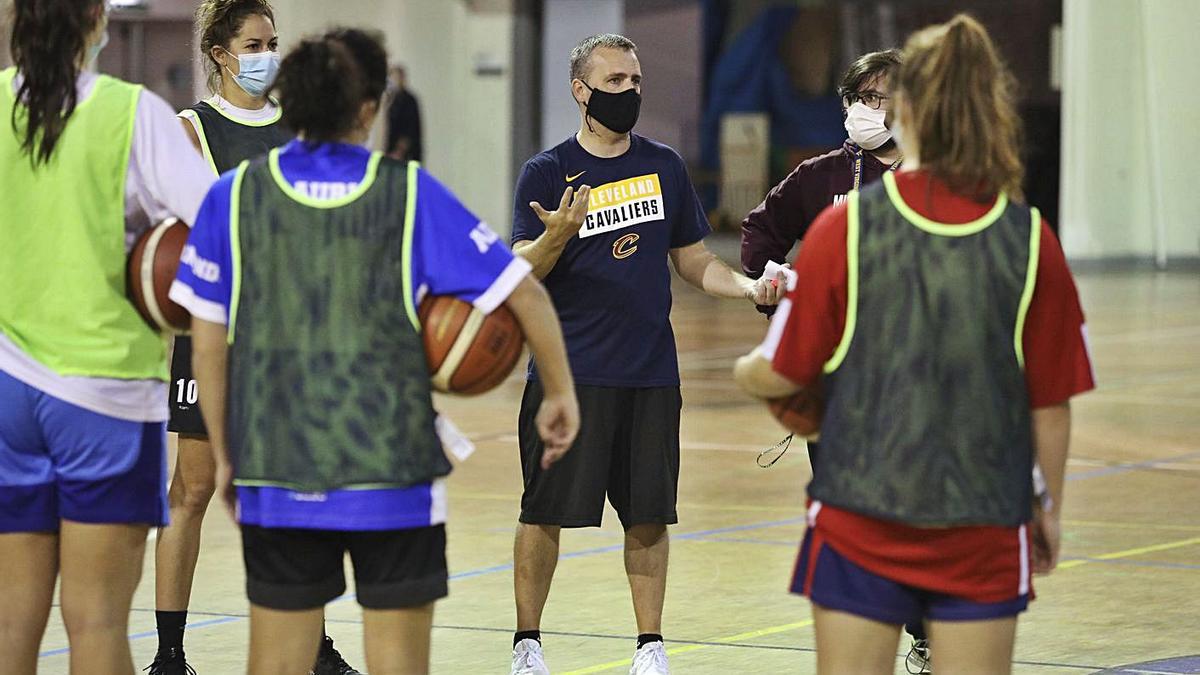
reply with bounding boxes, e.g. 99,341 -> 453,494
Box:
0,369 -> 168,532
791,528 -> 1028,625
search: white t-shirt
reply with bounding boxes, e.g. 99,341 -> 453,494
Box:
0,72 -> 215,422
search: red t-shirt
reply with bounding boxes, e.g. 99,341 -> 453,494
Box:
767,169 -> 1096,602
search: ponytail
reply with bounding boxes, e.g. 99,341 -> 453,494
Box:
896,14 -> 1024,200
274,28 -> 387,143
9,0 -> 105,166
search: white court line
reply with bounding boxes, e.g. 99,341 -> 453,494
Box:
468,433 -> 1161,466
1085,393 -> 1200,409
470,429 -> 1194,466
1087,324 -> 1200,345
468,433 -> 788,454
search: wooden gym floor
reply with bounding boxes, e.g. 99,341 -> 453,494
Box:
34,254 -> 1200,674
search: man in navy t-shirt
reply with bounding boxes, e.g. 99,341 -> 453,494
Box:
507,33 -> 787,675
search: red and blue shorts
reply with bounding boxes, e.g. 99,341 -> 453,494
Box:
792,504 -> 1030,625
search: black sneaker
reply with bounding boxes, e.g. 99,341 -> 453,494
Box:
312,635 -> 363,675
905,638 -> 931,674
145,647 -> 197,675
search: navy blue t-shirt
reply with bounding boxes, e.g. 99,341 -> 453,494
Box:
511,134 -> 711,387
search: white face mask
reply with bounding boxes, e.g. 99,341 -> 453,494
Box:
844,102 -> 891,151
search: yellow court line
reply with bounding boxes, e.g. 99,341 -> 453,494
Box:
1056,536 -> 1200,570
718,620 -> 816,642
561,536 -> 1200,674
560,621 -> 815,675
1063,519 -> 1200,532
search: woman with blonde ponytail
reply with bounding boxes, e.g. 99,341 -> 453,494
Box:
736,14 -> 1095,674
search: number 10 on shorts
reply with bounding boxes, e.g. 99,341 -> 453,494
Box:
175,379 -> 199,405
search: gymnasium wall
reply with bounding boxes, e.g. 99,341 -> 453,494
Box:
539,0 -> 623,150
624,0 -> 704,162
3,0 -> 1197,262
272,0 -> 520,238
1060,0 -> 1200,265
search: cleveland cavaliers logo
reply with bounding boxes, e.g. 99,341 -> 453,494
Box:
613,233 -> 640,259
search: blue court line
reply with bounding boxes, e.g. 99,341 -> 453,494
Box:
38,516 -> 805,659
38,444 -> 1197,660
699,537 -> 797,547
285,522 -> 812,603
674,517 -> 806,540
107,610 -> 1111,670
38,616 -> 239,658
443,518 -> 807,583
1066,449 -> 1200,481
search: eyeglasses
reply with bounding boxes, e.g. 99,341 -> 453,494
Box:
842,91 -> 890,110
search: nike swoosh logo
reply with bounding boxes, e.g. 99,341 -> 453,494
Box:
565,171 -> 586,183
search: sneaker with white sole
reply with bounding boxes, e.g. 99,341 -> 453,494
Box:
905,638 -> 931,674
511,638 -> 550,675
629,641 -> 670,675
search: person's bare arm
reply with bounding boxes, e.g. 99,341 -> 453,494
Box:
733,346 -> 802,399
669,241 -> 787,305
512,185 -> 591,279
1030,402 -> 1071,574
190,318 -> 235,519
503,275 -> 579,467
179,116 -> 202,154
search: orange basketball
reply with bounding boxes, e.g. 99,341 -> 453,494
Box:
768,387 -> 823,437
419,295 -> 524,395
127,218 -> 191,333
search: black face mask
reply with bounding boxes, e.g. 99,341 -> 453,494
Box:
580,81 -> 641,134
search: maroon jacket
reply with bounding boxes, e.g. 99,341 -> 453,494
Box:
741,140 -> 895,280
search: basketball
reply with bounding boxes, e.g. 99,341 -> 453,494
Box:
419,295 -> 524,395
768,387 -> 823,437
127,218 -> 191,333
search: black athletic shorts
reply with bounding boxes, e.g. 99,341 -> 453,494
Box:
168,336 -> 207,436
241,523 -> 448,610
518,381 -> 681,529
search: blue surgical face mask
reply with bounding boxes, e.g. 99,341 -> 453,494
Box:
86,29 -> 110,66
222,49 -> 280,98
85,4 -> 111,69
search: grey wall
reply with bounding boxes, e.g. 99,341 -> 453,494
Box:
1060,0 -> 1200,263
625,0 -> 703,161
539,0 -> 623,149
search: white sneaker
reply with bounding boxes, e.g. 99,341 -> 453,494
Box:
905,638 -> 931,674
512,638 -> 550,675
629,641 -> 670,675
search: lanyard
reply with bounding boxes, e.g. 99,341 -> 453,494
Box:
852,152 -> 903,191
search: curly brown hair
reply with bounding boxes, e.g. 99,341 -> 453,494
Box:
895,14 -> 1024,200
274,28 -> 387,143
195,0 -> 276,94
